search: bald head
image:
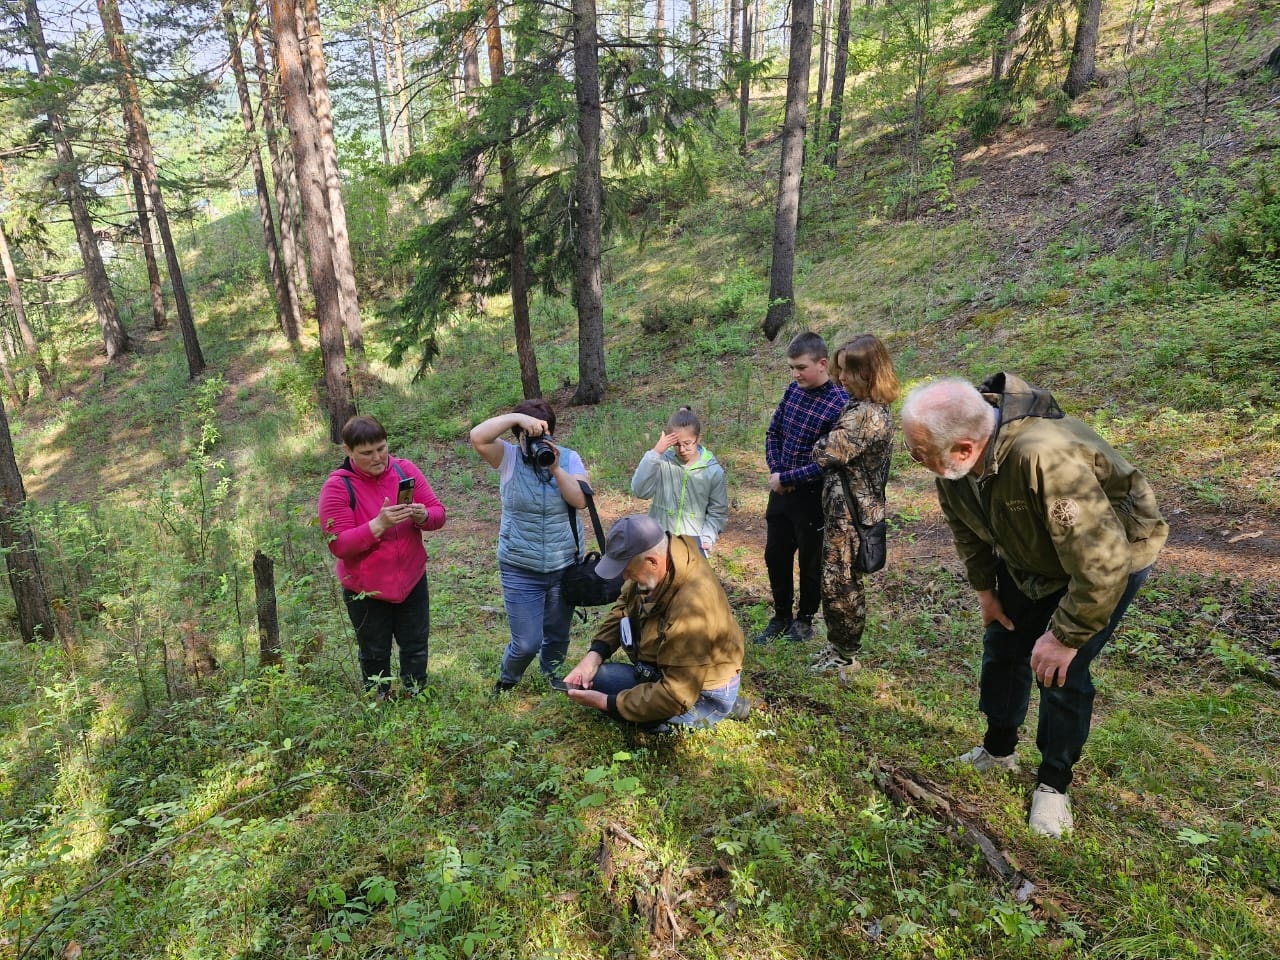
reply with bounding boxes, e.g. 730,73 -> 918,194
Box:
901,379 -> 996,479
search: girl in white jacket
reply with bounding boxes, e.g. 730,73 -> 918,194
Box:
630,407 -> 729,555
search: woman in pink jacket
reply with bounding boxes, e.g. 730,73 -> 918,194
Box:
318,416 -> 446,697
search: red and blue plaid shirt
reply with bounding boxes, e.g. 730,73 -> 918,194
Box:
765,380 -> 849,488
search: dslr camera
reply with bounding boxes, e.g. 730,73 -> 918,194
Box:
525,436 -> 556,469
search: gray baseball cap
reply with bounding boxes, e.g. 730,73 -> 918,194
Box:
595,515 -> 667,580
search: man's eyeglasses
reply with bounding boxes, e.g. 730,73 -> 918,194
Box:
902,435 -> 926,464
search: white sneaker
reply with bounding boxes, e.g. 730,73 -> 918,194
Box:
1028,784 -> 1074,838
952,745 -> 1020,774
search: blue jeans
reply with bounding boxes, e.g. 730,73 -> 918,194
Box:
592,662 -> 741,732
498,563 -> 573,684
343,575 -> 430,691
979,563 -> 1152,792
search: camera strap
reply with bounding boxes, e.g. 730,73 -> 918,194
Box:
342,461 -> 408,513
565,479 -> 608,561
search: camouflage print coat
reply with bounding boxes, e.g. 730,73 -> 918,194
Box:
812,400 -> 895,651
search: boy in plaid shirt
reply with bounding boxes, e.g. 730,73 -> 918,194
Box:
757,332 -> 849,643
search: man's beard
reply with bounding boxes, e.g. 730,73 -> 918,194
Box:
940,456 -> 972,481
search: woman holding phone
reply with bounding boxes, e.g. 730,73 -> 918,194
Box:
318,415 -> 447,697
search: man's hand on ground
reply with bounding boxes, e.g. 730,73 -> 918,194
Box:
566,688 -> 607,711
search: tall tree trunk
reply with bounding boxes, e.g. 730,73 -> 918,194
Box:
366,17 -> 391,165
656,0 -> 666,74
128,165 -> 166,330
825,0 -> 851,167
484,5 -> 540,399
763,0 -> 813,340
0,392 -> 54,642
302,0 -> 363,355
461,20 -> 489,309
97,0 -> 205,379
268,0 -> 356,441
728,0 -> 738,80
391,11 -> 414,155
223,1 -> 298,344
688,0 -> 699,88
379,3 -> 403,161
250,2 -> 310,319
24,0 -> 130,362
1063,0 -> 1103,98
0,215 -> 51,389
738,2 -> 751,153
813,0 -> 830,148
571,0 -> 606,406
991,0 -> 1028,83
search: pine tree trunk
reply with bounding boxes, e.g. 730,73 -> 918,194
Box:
302,0 -> 363,355
250,2 -> 310,323
268,0 -> 356,441
571,0 -> 606,406
688,0 -> 699,88
763,0 -> 814,341
223,3 -> 298,344
0,392 -> 54,642
825,0 -> 851,167
253,550 -> 282,667
1063,0 -> 1104,98
97,0 -> 204,379
25,0 -> 130,362
391,12 -> 414,154
0,215 -> 51,389
485,6 -> 540,399
813,0 -> 830,148
728,0 -> 738,80
128,165 -> 167,330
738,3 -> 751,153
366,17 -> 391,165
461,21 -> 489,308
656,0 -> 666,74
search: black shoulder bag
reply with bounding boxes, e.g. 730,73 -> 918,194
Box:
836,456 -> 888,575
560,480 -> 625,607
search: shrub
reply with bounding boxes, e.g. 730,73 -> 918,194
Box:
639,298 -> 702,334
1202,170 -> 1280,288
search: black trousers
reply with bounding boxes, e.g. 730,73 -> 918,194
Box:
764,485 -> 825,622
343,574 -> 430,691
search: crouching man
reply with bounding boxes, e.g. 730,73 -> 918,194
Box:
564,515 -> 748,730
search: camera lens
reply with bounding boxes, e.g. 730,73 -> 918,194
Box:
530,437 -> 555,468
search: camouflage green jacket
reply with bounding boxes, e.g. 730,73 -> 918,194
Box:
812,399 -> 895,528
936,373 -> 1168,648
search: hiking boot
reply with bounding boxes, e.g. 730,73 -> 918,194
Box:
727,695 -> 752,721
952,745 -> 1020,774
810,644 -> 861,676
1028,784 -> 1074,838
753,617 -> 791,644
788,619 -> 816,643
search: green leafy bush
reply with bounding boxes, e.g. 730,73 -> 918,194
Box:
1203,170 -> 1280,288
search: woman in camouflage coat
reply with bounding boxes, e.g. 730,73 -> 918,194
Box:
810,335 -> 899,677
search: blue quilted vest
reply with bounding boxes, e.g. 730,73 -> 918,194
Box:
498,458 -> 582,573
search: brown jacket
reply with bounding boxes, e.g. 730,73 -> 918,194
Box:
589,535 -> 744,723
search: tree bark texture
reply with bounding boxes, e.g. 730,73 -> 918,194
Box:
570,0 -> 607,405
128,165 -> 166,330
485,6 -> 540,399
223,2 -> 298,344
24,0 -> 130,362
302,0 -> 364,355
763,0 -> 814,340
1063,0 -> 1103,98
0,392 -> 54,642
825,0 -> 851,168
738,2 -> 751,153
253,550 -> 282,667
0,214 -> 51,389
268,0 -> 356,441
97,0 -> 205,378
813,0 -> 830,148
250,2 -> 310,321
366,17 -> 391,166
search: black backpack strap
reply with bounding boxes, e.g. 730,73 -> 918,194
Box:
342,476 -> 356,512
564,480 -> 608,560
391,461 -> 408,481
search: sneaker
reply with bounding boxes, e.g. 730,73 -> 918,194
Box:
727,695 -> 752,720
952,745 -> 1020,774
810,645 -> 860,676
753,617 -> 791,644
788,619 -> 816,643
1028,784 -> 1074,838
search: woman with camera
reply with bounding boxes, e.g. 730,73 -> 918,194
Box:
470,400 -> 589,694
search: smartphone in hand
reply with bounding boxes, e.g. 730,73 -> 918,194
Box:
397,477 -> 416,505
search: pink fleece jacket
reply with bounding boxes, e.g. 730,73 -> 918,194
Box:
318,456 -> 447,603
